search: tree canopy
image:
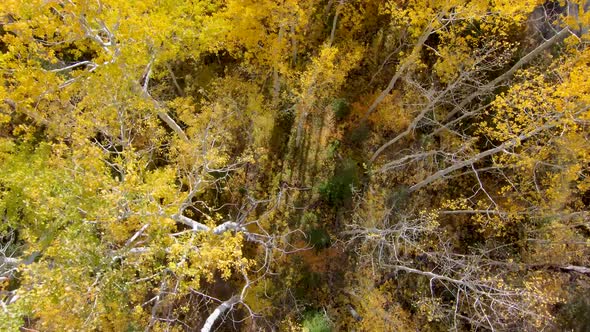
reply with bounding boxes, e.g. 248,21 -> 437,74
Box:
1,0 -> 590,331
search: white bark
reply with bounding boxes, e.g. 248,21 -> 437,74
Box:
441,28 -> 570,124
329,0 -> 343,46
212,222 -> 245,235
291,24 -> 298,65
171,214 -> 210,232
170,214 -> 245,235
125,223 -> 150,247
0,257 -> 20,266
372,28 -> 570,163
561,265 -> 590,274
200,295 -> 240,332
138,64 -> 189,142
376,151 -> 439,173
361,21 -> 436,122
167,64 -> 185,97
48,60 -> 97,73
408,123 -> 555,192
370,106 -> 432,163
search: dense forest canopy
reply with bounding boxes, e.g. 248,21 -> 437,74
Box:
1,0 -> 590,331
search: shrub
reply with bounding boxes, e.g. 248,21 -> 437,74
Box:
349,122 -> 370,144
318,159 -> 358,207
331,98 -> 350,121
302,311 -> 332,332
308,227 -> 330,250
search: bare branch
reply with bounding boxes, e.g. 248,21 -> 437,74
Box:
408,122 -> 556,193
361,19 -> 437,122
199,295 -> 240,332
439,27 -> 570,126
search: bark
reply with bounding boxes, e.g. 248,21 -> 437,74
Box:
291,24 -> 298,66
171,214 -> 245,234
167,63 -> 185,97
200,295 -> 240,332
125,223 -> 150,247
329,0 -> 343,46
273,26 -> 284,105
361,22 -> 436,122
376,151 -> 440,173
155,107 -> 188,142
171,214 -> 211,232
0,257 -> 19,266
137,58 -> 189,142
560,265 -> 590,275
0,252 -> 39,267
408,123 -> 555,193
441,28 -> 570,124
212,222 -> 245,235
48,60 -> 97,73
370,107 -> 432,163
370,65 -> 472,163
348,304 -> 363,321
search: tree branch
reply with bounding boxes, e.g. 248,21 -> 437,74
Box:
361,19 -> 437,122
408,122 -> 556,192
170,214 -> 245,235
440,27 -> 570,124
200,295 -> 240,332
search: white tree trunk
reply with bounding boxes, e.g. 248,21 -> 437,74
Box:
200,295 -> 240,332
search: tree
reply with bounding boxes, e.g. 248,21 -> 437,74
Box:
345,1 -> 590,330
0,1 -> 306,330
2,0 -> 590,330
